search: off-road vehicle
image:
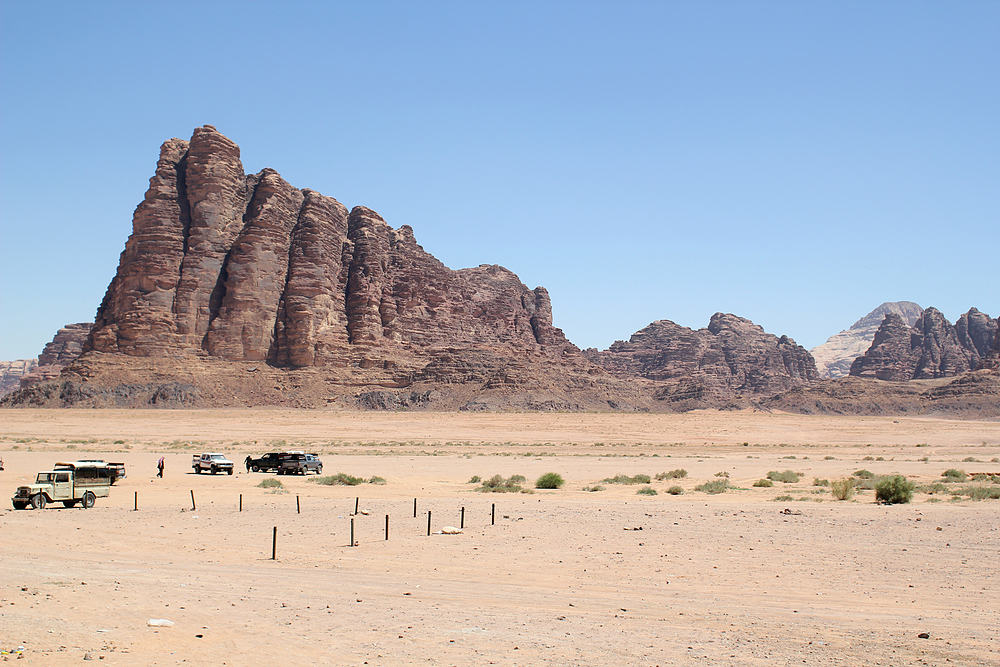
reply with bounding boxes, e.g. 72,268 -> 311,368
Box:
12,462 -> 112,510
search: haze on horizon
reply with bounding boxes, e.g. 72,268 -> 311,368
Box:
1,1 -> 997,361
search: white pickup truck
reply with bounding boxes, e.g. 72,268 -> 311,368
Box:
191,453 -> 234,475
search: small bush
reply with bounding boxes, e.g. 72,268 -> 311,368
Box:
961,486 -> 1000,500
601,474 -> 652,485
694,479 -> 730,494
714,471 -> 730,478
535,472 -> 565,489
782,455 -> 797,460
962,457 -> 979,462
767,470 -> 802,483
812,478 -> 830,487
942,469 -> 967,482
823,456 -> 836,460
831,478 -> 855,501
476,474 -> 524,493
310,473 -> 364,486
257,478 -> 283,489
875,475 -> 914,504
921,482 -> 948,495
772,495 -> 793,502
862,455 -> 874,461
468,475 -> 481,484
636,486 -> 658,496
368,476 -> 387,485
666,486 -> 684,495
582,485 -> 605,492
655,469 -> 688,480
752,479 -> 773,487
853,469 -> 874,479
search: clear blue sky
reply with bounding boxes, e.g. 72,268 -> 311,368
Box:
1,1 -> 997,360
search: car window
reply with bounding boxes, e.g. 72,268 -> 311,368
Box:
56,473 -> 70,483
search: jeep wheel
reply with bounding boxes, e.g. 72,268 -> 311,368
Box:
210,466 -> 217,475
82,491 -> 96,509
227,468 -> 233,475
31,494 -> 47,510
12,501 -> 28,510
195,467 -> 201,474
252,465 -> 260,472
63,500 -> 79,508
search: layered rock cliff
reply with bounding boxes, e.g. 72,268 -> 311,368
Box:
0,360 -> 37,398
17,323 -> 92,388
849,307 -> 996,381
5,126 -> 649,411
810,301 -> 923,378
584,313 -> 818,409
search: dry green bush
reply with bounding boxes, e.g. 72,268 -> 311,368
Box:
767,470 -> 802,483
655,469 -> 687,480
666,486 -> 684,495
752,479 -> 773,487
875,475 -> 915,504
601,474 -> 652,485
831,478 -> 855,501
694,479 -> 730,494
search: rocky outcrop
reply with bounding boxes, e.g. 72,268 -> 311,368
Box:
850,307 -> 996,381
86,126 -> 574,370
1,126 -> 654,411
810,301 -> 923,378
0,360 -> 37,397
17,323 -> 92,388
584,313 -> 818,408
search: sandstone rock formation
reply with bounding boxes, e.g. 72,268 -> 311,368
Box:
0,360 -> 36,398
810,301 -> 923,378
584,313 -> 818,409
17,323 -> 92,388
3,126 -> 644,411
849,307 -> 996,381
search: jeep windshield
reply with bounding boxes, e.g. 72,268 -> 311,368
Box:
36,473 -> 57,483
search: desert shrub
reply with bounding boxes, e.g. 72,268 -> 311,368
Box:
601,474 -> 652,485
752,479 -> 773,488
368,476 -> 387,485
508,474 -> 527,484
813,478 -> 830,486
963,457 -> 979,462
468,475 -> 481,484
582,485 -> 605,492
773,495 -> 793,502
476,474 -> 524,493
310,473 -> 363,486
853,469 -> 874,479
666,486 -> 684,495
714,471 -> 730,478
875,475 -> 915,504
257,478 -> 283,489
636,486 -> 658,496
831,478 -> 855,501
824,456 -> 836,460
919,456 -> 929,462
655,469 -> 687,480
535,472 -> 565,489
961,486 -> 1000,500
782,455 -> 797,459
694,479 -> 730,494
921,482 -> 948,495
862,455 -> 874,461
767,470 -> 802,483
942,469 -> 967,482
875,456 -> 885,461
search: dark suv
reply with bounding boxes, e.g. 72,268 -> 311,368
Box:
248,453 -> 283,473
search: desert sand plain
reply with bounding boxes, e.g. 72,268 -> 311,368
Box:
1,409 -> 998,667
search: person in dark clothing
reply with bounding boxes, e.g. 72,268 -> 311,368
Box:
245,455 -> 252,472
156,457 -> 164,478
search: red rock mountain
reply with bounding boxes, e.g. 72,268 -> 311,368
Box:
849,307 -> 997,381
584,313 -> 818,409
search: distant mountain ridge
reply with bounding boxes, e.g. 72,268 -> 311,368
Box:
810,302 -> 923,378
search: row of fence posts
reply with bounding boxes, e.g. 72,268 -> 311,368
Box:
130,490 -> 494,559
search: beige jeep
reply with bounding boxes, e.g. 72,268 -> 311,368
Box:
11,462 -> 112,510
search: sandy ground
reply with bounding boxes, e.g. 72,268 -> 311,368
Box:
1,409 -> 999,666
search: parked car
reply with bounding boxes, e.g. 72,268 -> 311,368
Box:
278,453 -> 323,475
192,453 -> 234,475
56,459 -> 126,484
247,452 -> 284,473
12,461 -> 112,509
